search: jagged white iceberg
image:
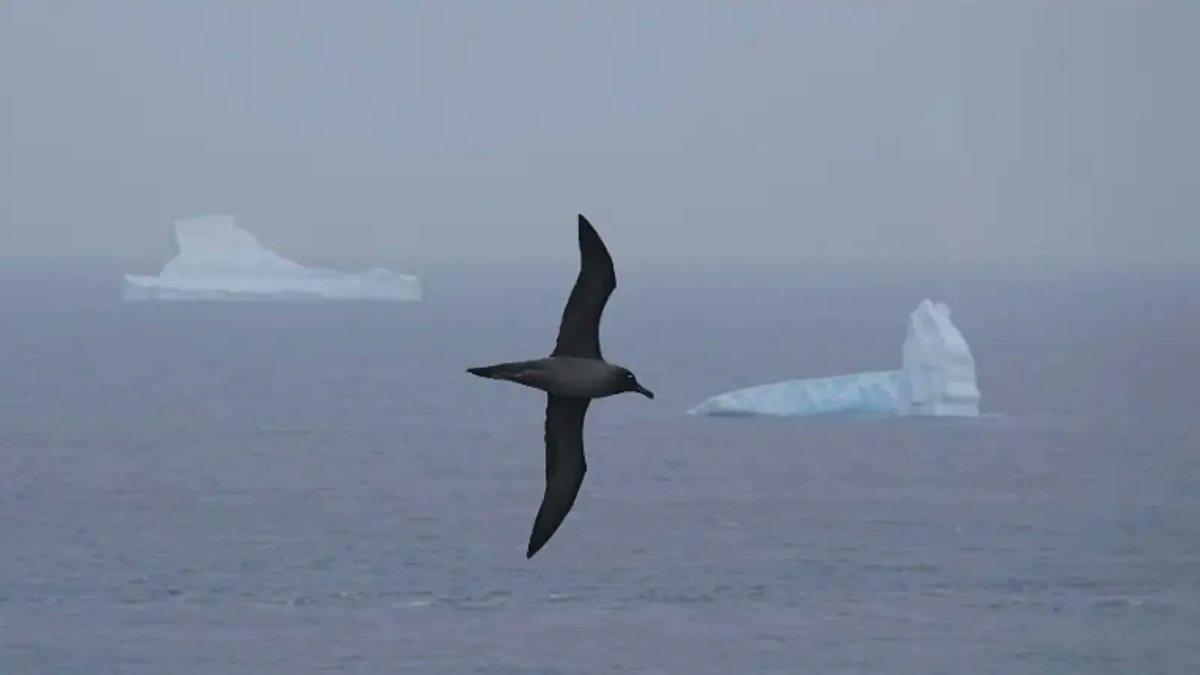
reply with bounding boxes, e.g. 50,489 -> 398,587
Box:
121,215 -> 422,301
687,299 -> 980,418
897,299 -> 980,416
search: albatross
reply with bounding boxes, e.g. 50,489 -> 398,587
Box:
467,214 -> 654,558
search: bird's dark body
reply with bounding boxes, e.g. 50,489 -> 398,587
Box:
467,357 -> 634,399
467,215 -> 654,559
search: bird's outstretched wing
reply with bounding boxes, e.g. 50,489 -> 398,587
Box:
551,214 -> 616,359
526,395 -> 590,558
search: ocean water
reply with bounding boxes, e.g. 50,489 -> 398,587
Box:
1,261 -> 1197,674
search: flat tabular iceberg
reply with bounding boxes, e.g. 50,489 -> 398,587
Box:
687,299 -> 980,418
122,215 -> 422,301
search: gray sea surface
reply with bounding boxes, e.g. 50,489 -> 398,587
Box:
1,261 -> 1197,674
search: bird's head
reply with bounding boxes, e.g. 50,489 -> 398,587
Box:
615,367 -> 654,399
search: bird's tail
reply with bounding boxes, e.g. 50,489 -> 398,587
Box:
466,360 -> 534,382
467,364 -> 504,379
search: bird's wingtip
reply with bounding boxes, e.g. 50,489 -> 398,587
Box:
578,213 -> 595,232
577,214 -> 601,243
526,531 -> 547,559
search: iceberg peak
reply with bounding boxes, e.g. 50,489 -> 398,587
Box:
160,215 -> 308,277
898,299 -> 979,416
122,215 -> 422,301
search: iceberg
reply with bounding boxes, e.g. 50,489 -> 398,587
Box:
121,215 -> 422,301
687,299 -> 980,418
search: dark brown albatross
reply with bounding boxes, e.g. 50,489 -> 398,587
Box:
467,214 -> 654,558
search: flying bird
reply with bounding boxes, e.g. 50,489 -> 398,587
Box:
468,214 -> 654,558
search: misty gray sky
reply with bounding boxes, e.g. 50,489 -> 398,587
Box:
1,1 -> 1197,265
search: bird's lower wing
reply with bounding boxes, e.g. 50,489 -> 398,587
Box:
527,396 -> 590,558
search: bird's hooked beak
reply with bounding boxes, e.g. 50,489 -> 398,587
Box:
635,384 -> 655,399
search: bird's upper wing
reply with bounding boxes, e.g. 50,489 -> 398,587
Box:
550,214 -> 616,359
526,395 -> 590,558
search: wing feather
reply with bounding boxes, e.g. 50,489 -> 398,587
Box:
526,396 -> 590,558
550,215 -> 616,359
